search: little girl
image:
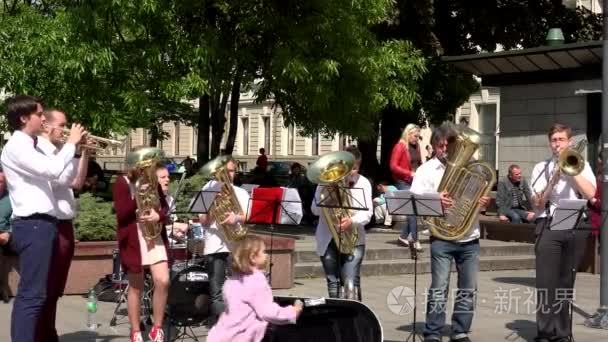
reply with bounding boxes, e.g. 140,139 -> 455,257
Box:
208,235 -> 303,342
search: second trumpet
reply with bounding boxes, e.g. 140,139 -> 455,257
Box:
59,127 -> 125,150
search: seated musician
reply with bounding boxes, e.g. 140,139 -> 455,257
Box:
311,146 -> 373,300
112,147 -> 170,342
208,235 -> 302,342
496,164 -> 535,223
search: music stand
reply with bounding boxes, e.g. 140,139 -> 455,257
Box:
164,188 -> 219,341
385,190 -> 444,342
548,199 -> 587,339
314,184 -> 368,300
247,187 -> 303,287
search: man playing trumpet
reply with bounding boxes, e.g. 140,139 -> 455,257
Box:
34,109 -> 91,341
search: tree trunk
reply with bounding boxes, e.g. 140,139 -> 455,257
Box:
209,90 -> 229,158
197,94 -> 210,164
224,71 -> 243,155
149,124 -> 159,147
358,120 -> 380,181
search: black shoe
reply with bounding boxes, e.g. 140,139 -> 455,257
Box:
450,337 -> 471,342
423,337 -> 441,342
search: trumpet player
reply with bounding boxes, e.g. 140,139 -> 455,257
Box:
530,123 -> 596,342
0,95 -> 85,342
33,109 -> 91,342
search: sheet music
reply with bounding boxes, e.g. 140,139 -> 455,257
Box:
188,182 -> 221,213
385,190 -> 443,216
549,199 -> 587,231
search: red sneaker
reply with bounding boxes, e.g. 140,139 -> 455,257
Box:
149,325 -> 165,342
130,331 -> 143,342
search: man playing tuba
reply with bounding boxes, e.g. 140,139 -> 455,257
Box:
310,145 -> 373,300
411,124 -> 490,342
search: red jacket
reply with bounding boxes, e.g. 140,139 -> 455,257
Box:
113,175 -> 169,273
390,141 -> 419,184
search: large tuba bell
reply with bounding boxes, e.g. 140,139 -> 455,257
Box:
307,151 -> 358,255
424,122 -> 497,241
199,155 -> 248,241
126,147 -> 166,241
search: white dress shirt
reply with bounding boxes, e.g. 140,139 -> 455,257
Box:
0,130 -> 76,217
530,159 -> 596,218
410,157 -> 480,242
311,174 -> 373,256
37,136 -> 79,220
201,180 -> 251,255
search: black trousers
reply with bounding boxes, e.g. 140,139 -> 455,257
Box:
534,218 -> 589,340
206,252 -> 229,327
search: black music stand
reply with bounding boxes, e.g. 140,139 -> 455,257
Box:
548,200 -> 587,340
314,184 -> 368,300
385,190 -> 444,342
164,188 -> 219,342
247,187 -> 303,287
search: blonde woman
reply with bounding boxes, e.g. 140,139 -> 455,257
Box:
389,123 -> 423,251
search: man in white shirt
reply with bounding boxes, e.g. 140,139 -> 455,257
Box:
0,95 -> 84,342
311,146 -> 373,300
198,156 -> 250,327
410,124 -> 489,342
34,109 -> 89,342
530,123 -> 596,342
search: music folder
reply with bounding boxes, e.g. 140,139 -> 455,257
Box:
549,199 -> 587,231
385,190 -> 443,217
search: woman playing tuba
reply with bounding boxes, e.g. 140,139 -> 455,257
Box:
112,146 -> 171,342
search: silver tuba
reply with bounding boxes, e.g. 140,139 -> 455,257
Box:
424,122 -> 496,241
126,147 -> 166,241
199,155 -> 248,241
307,151 -> 358,255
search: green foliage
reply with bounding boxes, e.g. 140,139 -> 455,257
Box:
73,193 -> 116,241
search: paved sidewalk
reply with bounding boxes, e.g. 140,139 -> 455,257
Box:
1,270 -> 606,341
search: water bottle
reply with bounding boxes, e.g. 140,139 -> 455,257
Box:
86,288 -> 98,330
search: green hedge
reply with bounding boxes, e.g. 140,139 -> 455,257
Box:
74,193 -> 116,241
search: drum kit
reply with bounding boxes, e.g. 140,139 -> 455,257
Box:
109,222 -> 212,341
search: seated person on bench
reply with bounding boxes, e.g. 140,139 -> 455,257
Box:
496,164 -> 535,223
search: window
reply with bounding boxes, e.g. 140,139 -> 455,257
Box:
242,118 -> 249,155
312,134 -> 319,155
339,135 -> 348,150
288,124 -> 295,155
263,116 -> 271,152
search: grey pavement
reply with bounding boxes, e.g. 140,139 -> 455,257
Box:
1,270 -> 607,341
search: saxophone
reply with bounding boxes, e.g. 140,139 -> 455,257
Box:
424,122 -> 496,241
126,147 -> 166,241
307,151 -> 358,255
200,155 -> 248,241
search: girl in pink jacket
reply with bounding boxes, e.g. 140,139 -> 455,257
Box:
208,235 -> 302,342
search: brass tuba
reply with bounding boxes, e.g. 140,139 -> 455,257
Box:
126,147 -> 166,241
424,122 -> 497,241
307,151 -> 358,254
199,155 -> 248,241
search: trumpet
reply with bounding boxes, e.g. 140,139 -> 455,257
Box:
53,126 -> 125,151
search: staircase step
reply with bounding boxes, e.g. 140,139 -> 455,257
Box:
294,244 -> 534,263
294,255 -> 535,279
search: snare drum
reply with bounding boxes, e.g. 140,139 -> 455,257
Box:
168,263 -> 210,326
168,243 -> 188,264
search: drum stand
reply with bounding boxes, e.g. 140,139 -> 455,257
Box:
109,273 -> 153,330
171,325 -> 200,342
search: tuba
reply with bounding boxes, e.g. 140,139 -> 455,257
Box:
424,122 -> 496,241
126,147 -> 166,241
199,155 -> 248,241
307,151 -> 358,255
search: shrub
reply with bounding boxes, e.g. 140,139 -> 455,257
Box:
74,193 -> 116,241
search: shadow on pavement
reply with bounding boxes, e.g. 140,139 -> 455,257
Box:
493,277 -> 536,288
60,330 -> 122,342
505,319 -> 537,342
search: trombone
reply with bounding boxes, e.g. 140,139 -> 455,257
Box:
53,126 -> 126,151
